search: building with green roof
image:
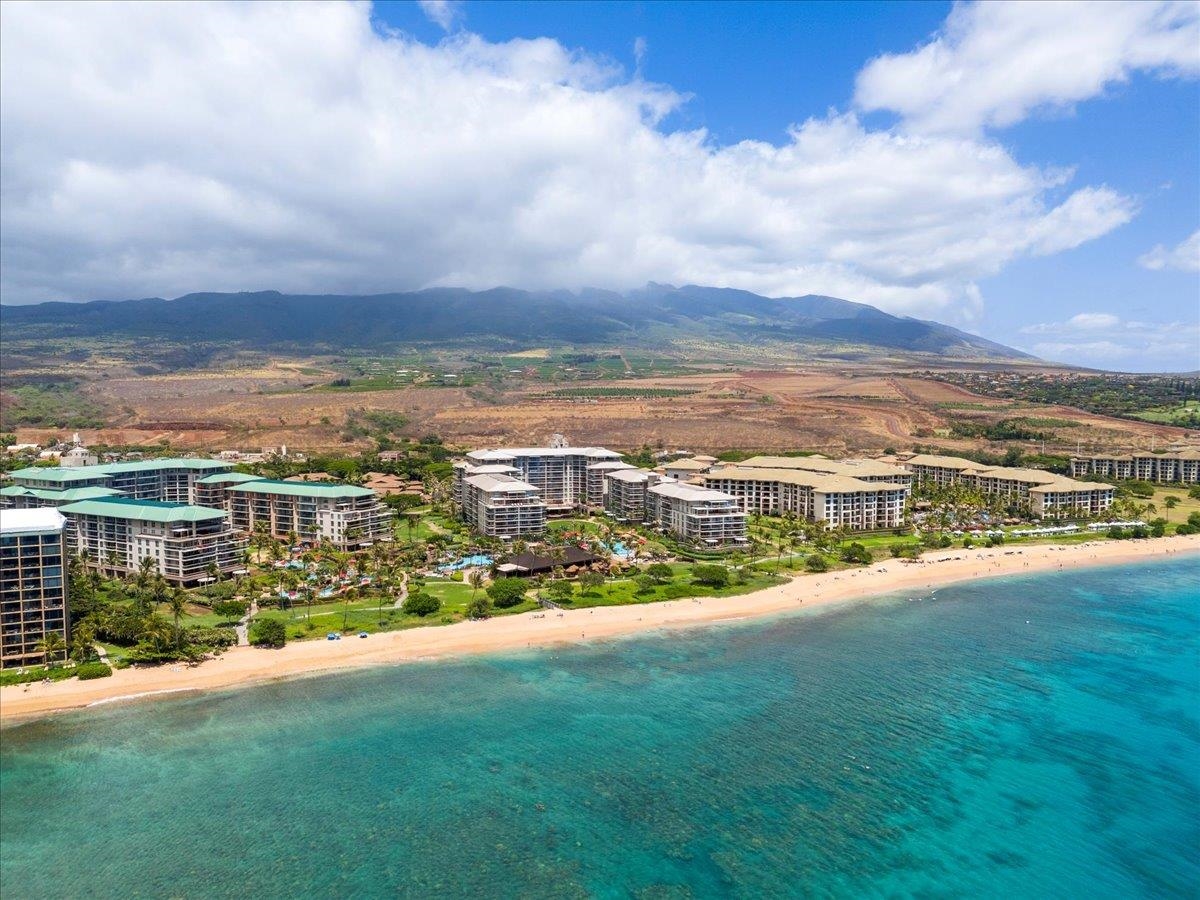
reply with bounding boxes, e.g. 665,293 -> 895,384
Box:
0,484 -> 125,508
57,497 -> 245,584
2,458 -> 233,508
222,479 -> 393,549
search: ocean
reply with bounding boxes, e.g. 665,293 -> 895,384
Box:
2,558 -> 1198,899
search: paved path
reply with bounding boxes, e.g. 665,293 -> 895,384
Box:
235,599 -> 259,647
391,572 -> 410,609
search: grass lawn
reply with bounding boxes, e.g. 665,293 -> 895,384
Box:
544,562 -> 787,609
1151,487 -> 1200,523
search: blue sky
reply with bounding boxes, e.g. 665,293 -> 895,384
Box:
1,0 -> 1197,370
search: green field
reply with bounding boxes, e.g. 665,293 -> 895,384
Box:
1133,400 -> 1200,426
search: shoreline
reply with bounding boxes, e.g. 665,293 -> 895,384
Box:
3,535 -> 1197,722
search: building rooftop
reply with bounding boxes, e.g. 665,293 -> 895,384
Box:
706,467 -> 906,493
195,472 -> 267,485
606,468 -> 661,484
57,497 -> 228,523
93,459 -> 232,475
664,458 -> 711,471
736,455 -> 910,479
222,479 -> 376,499
5,466 -> 113,484
0,508 -> 67,535
467,447 -> 622,461
649,481 -> 739,503
903,454 -> 988,470
0,485 -> 125,502
1028,480 -> 1116,494
586,461 -> 636,471
463,473 -> 541,494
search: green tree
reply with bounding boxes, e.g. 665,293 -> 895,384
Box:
486,577 -> 528,609
545,580 -> 574,603
212,600 -> 248,621
70,621 -> 97,664
578,571 -> 605,594
250,618 -> 287,648
643,563 -> 673,582
402,591 -> 441,617
466,597 -> 491,619
839,543 -> 872,565
805,554 -> 829,573
691,564 -> 729,587
168,589 -> 188,651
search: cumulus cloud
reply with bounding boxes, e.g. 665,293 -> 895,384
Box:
856,1 -> 1200,134
1020,314 -> 1200,369
1139,229 -> 1200,272
417,0 -> 462,32
0,0 -> 1140,321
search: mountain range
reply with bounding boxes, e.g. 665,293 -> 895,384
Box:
0,284 -> 1034,361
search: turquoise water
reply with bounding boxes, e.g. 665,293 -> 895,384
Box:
438,553 -> 493,571
3,558 -> 1198,898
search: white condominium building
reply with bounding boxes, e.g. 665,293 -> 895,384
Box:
645,481 -> 747,545
463,446 -> 622,512
604,468 -> 662,521
1070,449 -> 1200,484
221,480 -> 393,549
901,454 -> 982,488
585,461 -> 637,505
57,497 -> 246,584
459,473 -> 547,538
0,509 -> 69,669
703,466 -> 908,531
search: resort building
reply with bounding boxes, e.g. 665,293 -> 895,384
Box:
703,467 -> 908,531
585,460 -> 637,505
1,483 -> 125,509
1069,449 -> 1200,484
661,458 -> 714,481
56,497 -> 246,584
0,508 -> 69,669
193,471 -> 269,509
459,472 -> 547,538
734,455 -> 914,489
3,458 -> 233,506
645,481 -> 747,545
462,445 -> 622,513
603,468 -> 663,522
901,454 -> 1114,519
220,480 -> 394,549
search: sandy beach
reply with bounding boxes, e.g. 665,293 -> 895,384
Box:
3,534 -> 1197,721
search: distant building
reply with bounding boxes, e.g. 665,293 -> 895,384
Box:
463,445 -> 622,513
57,497 -> 246,584
662,458 -> 713,481
1070,449 -> 1200,484
0,508 -> 69,669
4,458 -> 233,506
60,446 -> 98,467
902,454 -> 1114,519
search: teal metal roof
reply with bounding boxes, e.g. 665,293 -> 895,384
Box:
224,478 -> 375,498
5,466 -> 113,484
196,472 -> 266,485
94,459 -> 232,475
0,485 -> 125,502
58,497 -> 228,523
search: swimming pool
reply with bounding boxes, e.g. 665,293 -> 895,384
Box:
438,554 -> 493,572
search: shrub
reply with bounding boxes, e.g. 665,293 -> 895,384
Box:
186,626 -> 238,648
487,577 -> 528,609
1107,526 -> 1127,539
250,618 -> 287,648
662,583 -> 694,599
402,591 -> 442,617
544,580 -> 574,604
466,597 -> 491,619
633,574 -> 657,594
691,564 -> 729,587
1175,523 -> 1197,536
1188,512 -> 1200,529
805,554 -> 829,573
839,542 -> 872,565
643,563 -> 674,582
75,661 -> 112,680
578,571 -> 605,593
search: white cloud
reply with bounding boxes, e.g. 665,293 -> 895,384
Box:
1138,229 -> 1200,271
1021,314 -> 1200,369
0,0 -> 1139,323
417,0 -> 462,32
856,1 -> 1200,134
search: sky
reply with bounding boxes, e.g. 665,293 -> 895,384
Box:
0,0 -> 1197,372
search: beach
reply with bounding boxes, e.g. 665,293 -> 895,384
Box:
3,534 -> 1197,721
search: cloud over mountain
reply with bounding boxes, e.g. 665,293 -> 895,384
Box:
0,0 -> 1142,323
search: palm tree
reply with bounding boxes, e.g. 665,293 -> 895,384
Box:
168,589 -> 188,651
36,631 -> 68,668
469,569 -> 485,599
70,621 -> 97,664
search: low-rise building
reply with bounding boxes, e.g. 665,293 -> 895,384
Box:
0,508 -> 69,669
57,497 -> 246,584
459,473 -> 547,538
646,481 -> 747,545
1070,449 -> 1200,484
662,458 -> 713,481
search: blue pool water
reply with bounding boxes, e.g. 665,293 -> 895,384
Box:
2,557 -> 1198,898
437,553 -> 493,571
